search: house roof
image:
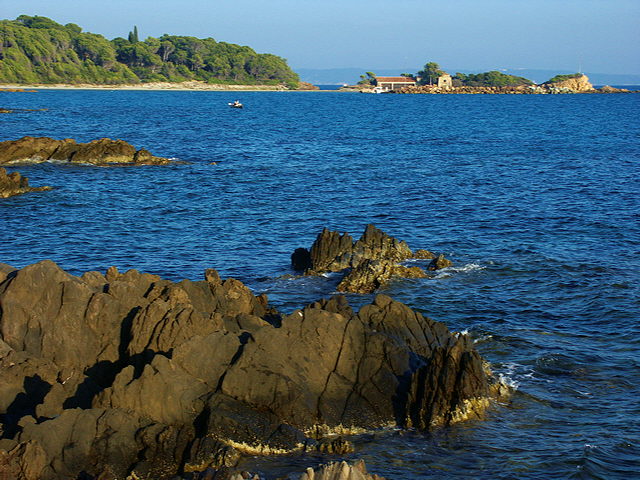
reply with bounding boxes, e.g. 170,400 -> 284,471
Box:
376,76 -> 416,83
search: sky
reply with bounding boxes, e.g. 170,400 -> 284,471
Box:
2,0 -> 639,74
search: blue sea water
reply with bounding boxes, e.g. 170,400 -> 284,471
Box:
1,90 -> 639,479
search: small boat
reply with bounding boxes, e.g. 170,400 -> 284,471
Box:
228,101 -> 243,109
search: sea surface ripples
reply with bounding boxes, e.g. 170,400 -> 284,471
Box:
1,89 -> 639,478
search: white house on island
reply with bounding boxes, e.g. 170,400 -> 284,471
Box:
373,76 -> 416,93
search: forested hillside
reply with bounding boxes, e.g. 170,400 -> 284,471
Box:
0,15 -> 299,87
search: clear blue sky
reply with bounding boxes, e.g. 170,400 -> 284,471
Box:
3,0 -> 639,74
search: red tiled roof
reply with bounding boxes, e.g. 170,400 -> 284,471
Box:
376,76 -> 416,83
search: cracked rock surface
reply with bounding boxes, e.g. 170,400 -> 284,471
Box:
0,260 -> 499,479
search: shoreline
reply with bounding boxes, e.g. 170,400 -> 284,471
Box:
0,81 -> 297,92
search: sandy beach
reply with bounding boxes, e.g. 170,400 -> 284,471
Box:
0,81 -> 292,91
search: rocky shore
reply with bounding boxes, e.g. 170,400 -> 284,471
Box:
0,167 -> 51,198
0,136 -> 178,166
0,257 -> 507,479
344,74 -> 636,94
292,225 -> 451,293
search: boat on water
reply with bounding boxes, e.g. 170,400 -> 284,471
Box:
228,101 -> 243,109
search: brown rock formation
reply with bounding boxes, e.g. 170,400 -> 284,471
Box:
598,85 -> 631,93
545,74 -> 595,93
0,136 -> 176,166
297,82 -> 320,90
298,460 -> 385,480
0,167 -> 52,198
0,260 -> 503,479
291,225 -> 449,293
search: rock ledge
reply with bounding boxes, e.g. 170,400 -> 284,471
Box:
0,136 -> 178,166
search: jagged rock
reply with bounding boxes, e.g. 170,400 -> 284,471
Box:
428,254 -> 453,271
413,249 -> 435,259
184,437 -> 241,473
292,225 -> 450,292
0,136 -> 177,166
0,261 -> 502,479
337,259 -> 427,294
314,437 -> 355,455
291,247 -> 312,271
298,460 -> 384,480
308,228 -> 355,273
0,167 -> 52,198
544,74 -> 595,93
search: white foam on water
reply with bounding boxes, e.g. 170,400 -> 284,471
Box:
433,263 -> 486,278
321,272 -> 341,278
498,372 -> 520,391
455,329 -> 469,338
473,334 -> 493,344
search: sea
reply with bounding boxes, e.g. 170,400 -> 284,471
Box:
1,89 -> 639,479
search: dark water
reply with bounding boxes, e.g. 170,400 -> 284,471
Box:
1,90 -> 639,479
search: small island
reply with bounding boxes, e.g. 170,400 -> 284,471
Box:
344,62 -> 635,94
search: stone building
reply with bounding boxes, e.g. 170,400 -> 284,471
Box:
437,73 -> 453,88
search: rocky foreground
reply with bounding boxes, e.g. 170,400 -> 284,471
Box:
0,136 -> 176,166
292,225 -> 452,293
0,259 -> 506,479
0,167 -> 51,198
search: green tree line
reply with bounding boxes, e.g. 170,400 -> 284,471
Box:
415,62 -> 533,86
0,15 -> 299,88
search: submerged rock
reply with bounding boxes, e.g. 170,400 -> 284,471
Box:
0,260 -> 503,479
0,167 -> 52,198
0,136 -> 177,166
291,224 -> 449,292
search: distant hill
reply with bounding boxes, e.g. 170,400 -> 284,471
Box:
0,15 -> 299,87
296,67 -> 640,86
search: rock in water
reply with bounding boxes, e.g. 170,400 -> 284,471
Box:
0,136 -> 176,166
298,460 -> 384,480
291,225 -> 449,292
543,74 -> 595,93
0,261 -> 505,479
0,167 -> 52,198
428,254 -> 453,271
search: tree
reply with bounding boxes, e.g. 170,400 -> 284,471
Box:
358,71 -> 376,85
0,15 -> 299,87
544,73 -> 582,84
416,62 -> 444,85
128,26 -> 139,43
454,71 -> 533,87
